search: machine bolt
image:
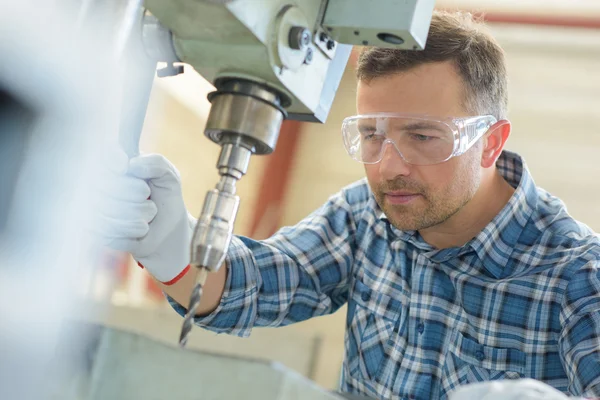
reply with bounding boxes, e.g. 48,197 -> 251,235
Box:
157,63 -> 184,77
289,26 -> 311,50
304,47 -> 314,64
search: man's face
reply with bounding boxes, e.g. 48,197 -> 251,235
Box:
357,62 -> 483,231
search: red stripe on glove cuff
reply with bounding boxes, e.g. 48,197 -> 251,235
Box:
137,262 -> 191,286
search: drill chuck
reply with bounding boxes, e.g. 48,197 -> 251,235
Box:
190,185 -> 239,271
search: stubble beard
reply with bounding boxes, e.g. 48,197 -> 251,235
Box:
375,165 -> 480,232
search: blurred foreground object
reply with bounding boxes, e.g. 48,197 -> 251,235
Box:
0,1 -> 135,399
449,379 -> 581,400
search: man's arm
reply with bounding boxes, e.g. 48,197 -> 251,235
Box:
100,152 -> 361,333
559,259 -> 600,396
155,264 -> 227,316
164,189 -> 360,337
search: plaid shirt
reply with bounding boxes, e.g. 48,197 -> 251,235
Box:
169,151 -> 600,399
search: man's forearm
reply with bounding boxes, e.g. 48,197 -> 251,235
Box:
155,265 -> 227,316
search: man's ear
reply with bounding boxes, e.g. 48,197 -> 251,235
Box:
481,120 -> 511,168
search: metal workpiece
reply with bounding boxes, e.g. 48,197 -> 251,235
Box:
205,79 -> 286,155
47,323 -> 348,400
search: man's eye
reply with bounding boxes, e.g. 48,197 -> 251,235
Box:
363,133 -> 382,141
411,133 -> 436,141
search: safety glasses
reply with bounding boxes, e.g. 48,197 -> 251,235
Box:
341,113 -> 497,165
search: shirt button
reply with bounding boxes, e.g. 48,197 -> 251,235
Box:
417,323 -> 424,334
361,292 -> 369,302
475,351 -> 485,361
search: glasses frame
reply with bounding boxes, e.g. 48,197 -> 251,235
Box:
341,113 -> 498,165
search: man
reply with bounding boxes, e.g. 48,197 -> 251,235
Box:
101,11 -> 600,400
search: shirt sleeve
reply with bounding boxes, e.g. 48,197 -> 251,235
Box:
559,259 -> 600,396
167,189 -> 358,337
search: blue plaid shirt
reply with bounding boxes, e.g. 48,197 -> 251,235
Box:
169,151 -> 600,399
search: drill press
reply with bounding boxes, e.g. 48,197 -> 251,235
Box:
140,0 -> 435,346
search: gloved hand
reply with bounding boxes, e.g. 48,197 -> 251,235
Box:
449,379 -> 570,400
97,151 -> 195,284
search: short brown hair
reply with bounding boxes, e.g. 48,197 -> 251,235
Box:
356,11 -> 508,120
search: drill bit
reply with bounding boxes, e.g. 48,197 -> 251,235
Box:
178,266 -> 209,348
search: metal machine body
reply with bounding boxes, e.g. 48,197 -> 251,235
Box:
136,0 -> 436,343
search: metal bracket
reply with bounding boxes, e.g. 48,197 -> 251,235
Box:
313,0 -> 337,60
142,11 -> 181,65
157,63 -> 184,77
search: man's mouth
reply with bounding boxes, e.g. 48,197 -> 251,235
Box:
384,191 -> 421,205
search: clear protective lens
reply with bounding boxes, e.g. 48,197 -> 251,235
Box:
342,115 -> 457,165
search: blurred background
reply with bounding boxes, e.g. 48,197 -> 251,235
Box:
77,0 -> 600,391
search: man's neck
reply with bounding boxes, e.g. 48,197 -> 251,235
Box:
419,169 -> 515,249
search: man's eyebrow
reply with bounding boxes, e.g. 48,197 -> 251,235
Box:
396,122 -> 446,132
357,124 -> 376,133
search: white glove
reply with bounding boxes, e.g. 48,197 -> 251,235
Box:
449,379 -> 570,400
97,151 -> 195,283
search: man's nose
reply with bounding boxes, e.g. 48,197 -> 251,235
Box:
378,141 -> 411,180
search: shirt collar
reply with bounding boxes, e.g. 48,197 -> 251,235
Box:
374,151 -> 538,277
466,151 -> 538,277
